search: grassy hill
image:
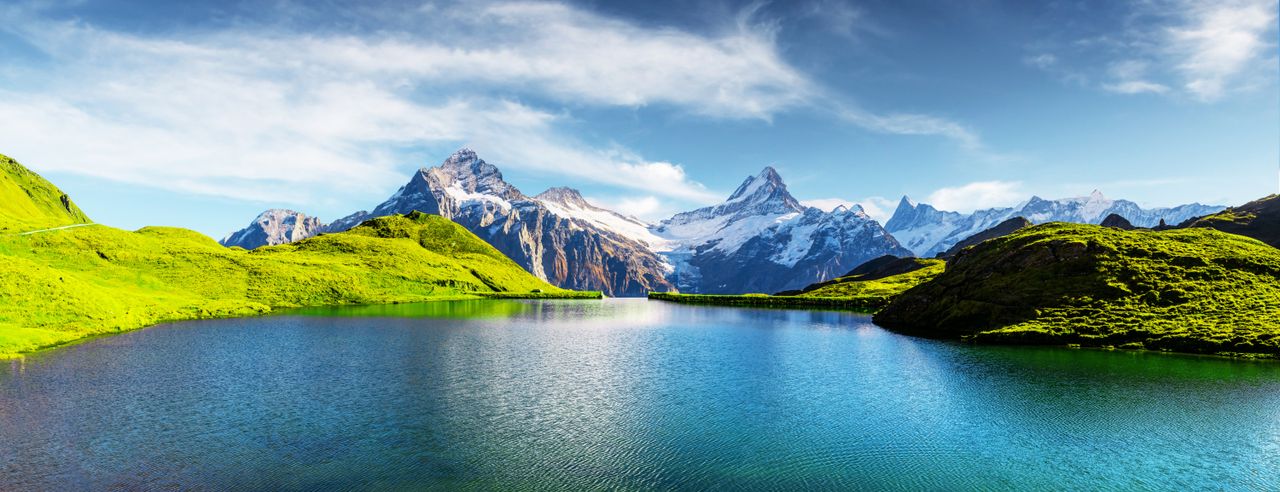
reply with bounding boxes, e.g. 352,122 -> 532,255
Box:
1179,194 -> 1279,248
798,258 -> 945,302
874,222 -> 1280,358
0,156 -> 594,358
0,154 -> 91,232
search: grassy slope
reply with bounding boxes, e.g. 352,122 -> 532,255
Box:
648,260 -> 944,311
0,154 -> 91,232
799,259 -> 945,301
874,223 -> 1280,357
0,210 -> 595,358
1180,194 -> 1279,248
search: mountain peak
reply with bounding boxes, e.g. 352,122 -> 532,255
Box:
725,166 -> 796,206
438,147 -> 499,179
1089,189 -> 1106,200
536,186 -> 591,208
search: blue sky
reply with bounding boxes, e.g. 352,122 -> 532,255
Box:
0,0 -> 1276,238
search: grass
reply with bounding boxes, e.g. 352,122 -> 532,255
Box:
797,259 -> 945,302
0,154 -> 91,232
0,207 -> 588,358
874,222 -> 1280,358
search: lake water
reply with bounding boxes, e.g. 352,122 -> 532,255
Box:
2,299 -> 1278,490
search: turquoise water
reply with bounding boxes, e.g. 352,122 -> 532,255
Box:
2,299 -> 1278,490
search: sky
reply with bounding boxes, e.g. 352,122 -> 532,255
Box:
0,0 -> 1276,239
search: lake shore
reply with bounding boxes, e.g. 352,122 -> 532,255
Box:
1,291 -> 603,360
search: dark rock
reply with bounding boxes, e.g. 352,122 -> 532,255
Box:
1100,213 -> 1135,230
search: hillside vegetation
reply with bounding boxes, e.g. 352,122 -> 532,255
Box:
0,154 -> 91,232
798,259 -> 945,301
1179,194 -> 1279,248
874,223 -> 1280,358
0,156 -> 594,358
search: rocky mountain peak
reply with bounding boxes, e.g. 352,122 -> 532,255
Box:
722,166 -> 802,212
220,208 -> 325,249
535,187 -> 592,209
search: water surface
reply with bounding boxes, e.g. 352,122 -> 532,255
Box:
2,299 -> 1278,490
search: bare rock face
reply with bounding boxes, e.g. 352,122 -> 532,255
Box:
220,209 -> 324,249
326,149 -> 675,296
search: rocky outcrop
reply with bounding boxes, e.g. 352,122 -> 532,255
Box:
220,209 -> 324,249
1100,213 -> 1135,230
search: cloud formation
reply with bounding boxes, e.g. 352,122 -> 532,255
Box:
0,1 -> 988,210
1031,0 -> 1277,101
924,181 -> 1024,213
1169,0 -> 1278,101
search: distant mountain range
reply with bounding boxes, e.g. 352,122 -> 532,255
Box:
884,190 -> 1225,257
222,149 -> 1227,295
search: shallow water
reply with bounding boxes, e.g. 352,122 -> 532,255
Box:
2,299 -> 1278,490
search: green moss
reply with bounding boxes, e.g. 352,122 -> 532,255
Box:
874,222 -> 1280,358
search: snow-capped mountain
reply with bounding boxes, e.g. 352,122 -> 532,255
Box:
220,209 -> 324,249
324,149 -> 675,296
652,167 -> 912,294
885,190 -> 1226,256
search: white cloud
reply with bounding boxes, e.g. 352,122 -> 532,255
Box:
0,3 -> 745,206
0,0 -> 992,212
1102,80 -> 1170,94
836,108 -> 982,150
1168,0 -> 1278,101
1101,60 -> 1170,94
924,181 -> 1024,213
584,195 -> 667,220
1023,53 -> 1058,69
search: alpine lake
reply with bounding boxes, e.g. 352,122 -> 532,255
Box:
2,299 -> 1277,490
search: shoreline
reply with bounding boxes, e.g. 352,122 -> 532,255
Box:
1,291 -> 603,361
646,292 -> 884,311
648,292 -> 1279,361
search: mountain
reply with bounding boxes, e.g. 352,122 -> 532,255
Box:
0,153 -> 91,232
873,222 -> 1280,357
937,216 -> 1031,259
324,149 -> 674,296
220,209 -> 324,249
652,167 -> 912,294
1179,195 -> 1280,248
885,190 -> 1224,257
